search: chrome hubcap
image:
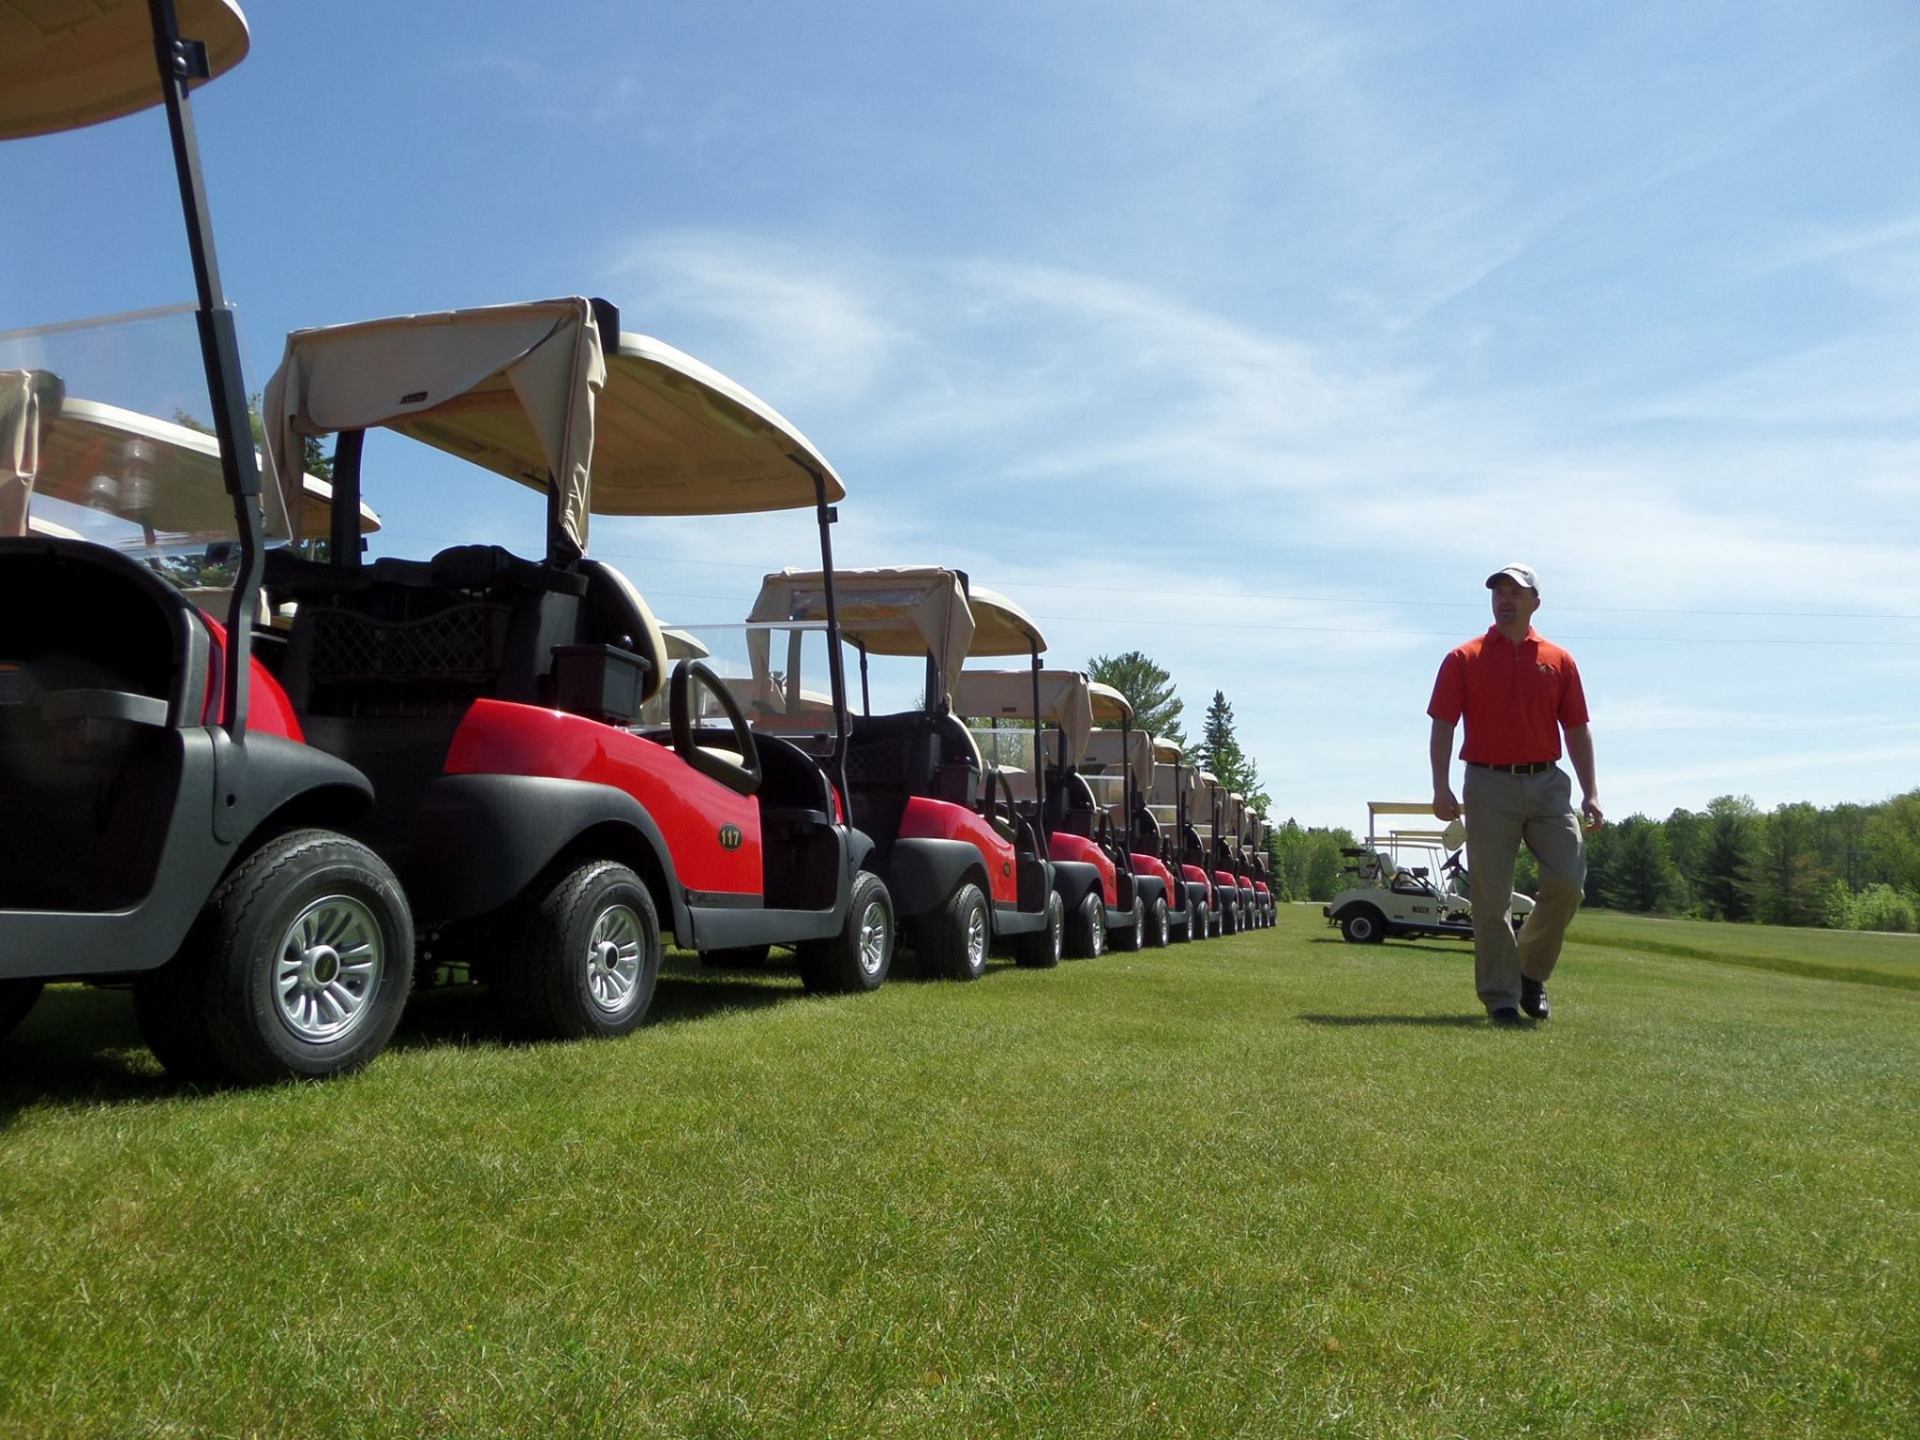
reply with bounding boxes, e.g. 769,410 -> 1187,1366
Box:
275,894 -> 383,1044
966,906 -> 988,970
586,904 -> 644,1014
858,900 -> 888,978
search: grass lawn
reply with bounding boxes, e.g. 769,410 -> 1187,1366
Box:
2,907 -> 1915,1438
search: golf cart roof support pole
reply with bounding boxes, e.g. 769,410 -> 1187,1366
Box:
1031,647 -> 1045,816
330,428 -> 365,568
149,0 -> 259,738
807,465 -> 851,825
1121,711 -> 1133,862
857,641 -> 869,716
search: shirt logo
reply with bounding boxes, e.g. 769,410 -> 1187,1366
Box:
1537,662 -> 1556,675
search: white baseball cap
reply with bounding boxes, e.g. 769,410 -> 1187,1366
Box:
1485,563 -> 1539,593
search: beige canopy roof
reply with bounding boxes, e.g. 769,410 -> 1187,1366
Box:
1151,736 -> 1183,765
1088,681 -> 1133,727
264,297 -> 844,553
2,394 -> 301,541
954,667 -> 1092,764
966,584 -> 1047,657
0,0 -> 249,140
749,566 -> 970,684
1085,727 -> 1153,793
661,627 -> 710,661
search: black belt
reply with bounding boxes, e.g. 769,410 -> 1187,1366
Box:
1469,760 -> 1556,774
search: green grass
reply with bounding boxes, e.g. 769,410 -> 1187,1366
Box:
1571,909 -> 1920,990
3,908 -> 1916,1438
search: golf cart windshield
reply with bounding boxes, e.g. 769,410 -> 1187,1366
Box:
1,307 -> 291,567
639,620 -> 839,740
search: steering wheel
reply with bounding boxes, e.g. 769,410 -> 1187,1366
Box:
669,659 -> 762,797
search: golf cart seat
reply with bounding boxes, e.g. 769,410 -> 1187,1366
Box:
843,706 -> 981,845
0,539 -> 210,909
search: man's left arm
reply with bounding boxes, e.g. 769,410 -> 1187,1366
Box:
1564,725 -> 1602,828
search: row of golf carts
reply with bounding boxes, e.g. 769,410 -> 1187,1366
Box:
0,2 -> 1278,1084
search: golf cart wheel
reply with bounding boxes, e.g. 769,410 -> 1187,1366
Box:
500,861 -> 662,1040
1219,900 -> 1237,937
1339,907 -> 1387,945
0,979 -> 44,1042
1146,896 -> 1170,949
1067,892 -> 1106,959
1192,902 -> 1209,941
922,882 -> 990,982
797,871 -> 893,994
1114,897 -> 1146,953
136,829 -> 414,1085
702,945 -> 772,968
1013,890 -> 1065,969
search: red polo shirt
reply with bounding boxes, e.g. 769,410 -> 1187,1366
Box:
1427,627 -> 1589,764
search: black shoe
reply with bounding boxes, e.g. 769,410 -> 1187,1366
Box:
1521,978 -> 1549,1020
1489,1006 -> 1524,1027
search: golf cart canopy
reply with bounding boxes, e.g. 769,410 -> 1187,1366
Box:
752,566 -> 968,672
264,297 -> 845,553
2,388 -> 305,547
953,667 -> 1093,764
0,0 -> 249,140
1084,727 -> 1153,792
1367,801 -> 1447,845
3,386 -> 378,546
966,584 -> 1047,658
1088,682 -> 1133,728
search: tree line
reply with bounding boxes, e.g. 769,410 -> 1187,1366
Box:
1560,792 -> 1920,932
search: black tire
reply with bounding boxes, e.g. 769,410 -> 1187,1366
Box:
0,979 -> 44,1042
797,872 -> 893,994
1066,892 -> 1106,959
1013,890 -> 1065,969
1145,896 -> 1171,949
1339,907 -> 1387,945
498,861 -> 662,1040
921,882 -> 990,982
1114,897 -> 1146,953
702,944 -> 771,969
1192,901 -> 1209,941
1220,899 -> 1237,937
134,829 -> 413,1085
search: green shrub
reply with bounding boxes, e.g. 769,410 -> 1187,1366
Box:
1847,883 -> 1918,934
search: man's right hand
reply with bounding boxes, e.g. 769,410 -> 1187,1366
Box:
1433,791 -> 1461,822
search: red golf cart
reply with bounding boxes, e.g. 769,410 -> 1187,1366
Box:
253,299 -> 896,1035
747,568 -> 1061,977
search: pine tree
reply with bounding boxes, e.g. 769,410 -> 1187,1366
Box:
1198,689 -> 1268,811
1086,651 -> 1185,744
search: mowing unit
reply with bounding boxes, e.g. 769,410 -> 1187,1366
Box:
0,0 -> 421,1084
256,301 -> 900,1029
1322,801 -> 1534,944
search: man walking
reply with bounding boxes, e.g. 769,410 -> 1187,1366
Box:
1428,564 -> 1602,1024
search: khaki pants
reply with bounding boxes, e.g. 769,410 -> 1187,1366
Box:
1462,764 -> 1585,1013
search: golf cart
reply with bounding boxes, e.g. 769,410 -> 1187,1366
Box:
1194,772 -> 1248,935
746,568 -> 1058,977
1083,720 -> 1179,949
1322,801 -> 1534,944
1247,812 -> 1277,927
1226,792 -> 1259,931
1144,736 -> 1211,941
255,298 -> 896,1031
0,0 -> 424,1083
954,669 -> 1152,957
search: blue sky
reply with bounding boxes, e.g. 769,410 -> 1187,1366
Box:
13,0 -> 1919,829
